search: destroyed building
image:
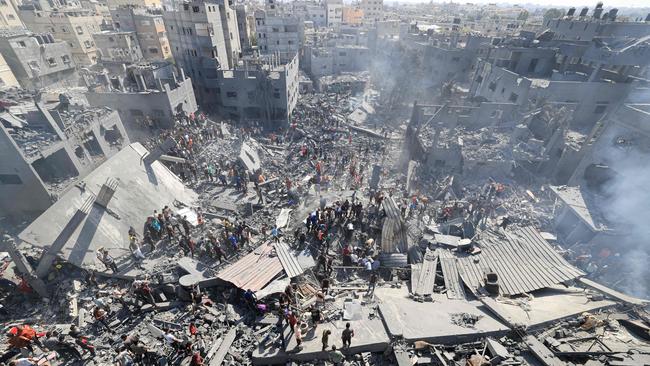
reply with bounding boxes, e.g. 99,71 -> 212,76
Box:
18,5 -> 105,65
0,88 -> 129,217
84,62 -> 197,140
163,0 -> 241,104
109,6 -> 173,62
0,30 -> 78,90
254,0 -> 304,61
216,53 -> 299,123
92,30 -> 144,64
2,2 -> 650,366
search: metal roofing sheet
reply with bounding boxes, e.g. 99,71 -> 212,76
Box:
275,241 -> 304,278
439,250 -> 466,300
457,226 -> 584,296
216,243 -> 283,291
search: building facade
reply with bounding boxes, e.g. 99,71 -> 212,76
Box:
110,7 -> 172,61
163,0 -> 240,103
0,89 -> 129,216
0,52 -> 19,88
93,30 -> 144,63
0,0 -> 23,29
85,62 -> 197,141
216,53 -> 299,124
19,7 -> 104,65
254,8 -> 302,61
360,0 -> 382,25
0,30 -> 78,89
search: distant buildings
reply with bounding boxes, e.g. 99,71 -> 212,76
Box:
19,6 -> 104,65
0,0 -> 24,29
342,6 -> 363,26
0,53 -> 19,88
110,7 -> 172,61
93,30 -> 144,63
360,0 -> 382,25
325,0 -> 342,29
254,4 -> 302,61
0,30 -> 78,90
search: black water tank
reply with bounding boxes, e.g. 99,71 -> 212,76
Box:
646,13 -> 650,22
608,9 -> 618,21
567,7 -> 576,16
579,7 -> 589,17
593,7 -> 603,19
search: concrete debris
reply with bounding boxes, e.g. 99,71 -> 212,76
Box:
2,5 -> 650,366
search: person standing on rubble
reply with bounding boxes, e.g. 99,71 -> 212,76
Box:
341,323 -> 354,349
97,248 -> 118,273
69,325 -> 96,358
93,305 -> 112,333
181,216 -> 191,236
321,329 -> 332,351
294,322 -> 303,349
271,226 -> 281,244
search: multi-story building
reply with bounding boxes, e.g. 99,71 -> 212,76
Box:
216,53 -> 299,124
0,88 -> 129,216
342,6 -> 363,26
0,30 -> 78,89
292,0 -> 326,28
19,6 -> 104,65
0,52 -> 19,88
254,4 -> 303,61
163,0 -> 240,102
84,62 -> 197,140
93,30 -> 144,63
325,0 -> 342,29
234,4 -> 252,52
110,7 -> 172,61
360,0 -> 382,25
0,0 -> 24,29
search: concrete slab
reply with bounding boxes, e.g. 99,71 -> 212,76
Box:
480,285 -> 617,330
251,301 -> 390,364
376,287 -> 510,343
19,143 -> 198,269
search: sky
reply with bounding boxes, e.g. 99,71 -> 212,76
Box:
387,0 -> 650,9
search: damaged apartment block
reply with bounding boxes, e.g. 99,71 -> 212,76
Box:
0,88 -> 129,216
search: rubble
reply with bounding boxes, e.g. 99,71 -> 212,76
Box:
2,2 -> 650,366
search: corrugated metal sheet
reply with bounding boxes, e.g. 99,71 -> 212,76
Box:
412,248 -> 438,296
378,252 -> 408,268
275,242 -> 304,278
216,243 -> 283,291
457,226 -> 584,296
439,250 -> 466,300
381,196 -> 409,253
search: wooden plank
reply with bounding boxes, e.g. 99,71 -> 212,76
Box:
524,335 -> 566,366
209,328 -> 237,366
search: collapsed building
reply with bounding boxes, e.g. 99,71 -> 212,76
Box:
0,88 -> 129,217
84,62 -> 198,141
0,30 -> 78,90
1,2 -> 650,366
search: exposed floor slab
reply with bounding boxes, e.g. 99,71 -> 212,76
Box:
376,287 -> 510,343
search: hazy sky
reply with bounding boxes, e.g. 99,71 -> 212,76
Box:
388,0 -> 650,9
